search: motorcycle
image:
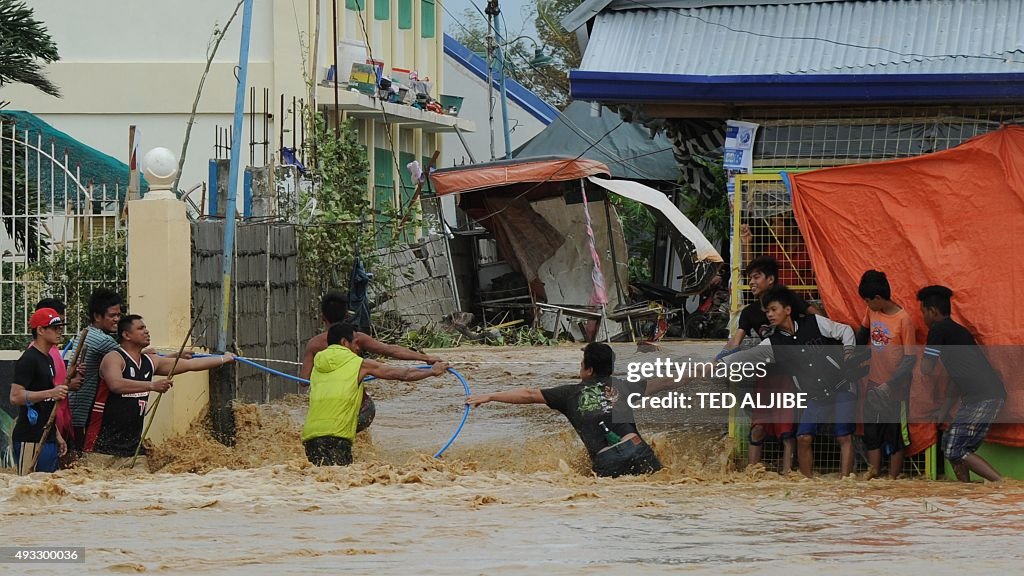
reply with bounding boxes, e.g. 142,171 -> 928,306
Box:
684,282 -> 731,339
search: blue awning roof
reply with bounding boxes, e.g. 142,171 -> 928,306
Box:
443,34 -> 559,124
570,71 -> 1024,103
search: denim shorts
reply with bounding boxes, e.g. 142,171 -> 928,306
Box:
304,436 -> 354,466
796,390 -> 857,437
13,441 -> 59,475
591,437 -> 662,478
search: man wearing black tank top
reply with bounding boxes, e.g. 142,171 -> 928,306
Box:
82,314 -> 235,469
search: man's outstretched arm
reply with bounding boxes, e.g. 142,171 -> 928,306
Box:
466,389 -> 545,407
153,352 -> 235,376
644,377 -> 689,395
359,358 -> 449,383
356,333 -> 441,364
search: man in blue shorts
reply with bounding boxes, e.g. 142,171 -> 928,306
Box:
721,286 -> 857,478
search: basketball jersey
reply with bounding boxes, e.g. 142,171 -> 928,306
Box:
85,348 -> 155,457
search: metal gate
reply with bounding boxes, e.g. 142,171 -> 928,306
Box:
730,172 -> 820,319
0,114 -> 126,345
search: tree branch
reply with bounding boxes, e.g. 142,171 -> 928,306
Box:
172,0 -> 246,193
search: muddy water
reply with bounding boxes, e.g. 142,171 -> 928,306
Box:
3,343 -> 1023,574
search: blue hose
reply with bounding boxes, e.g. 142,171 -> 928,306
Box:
431,368 -> 471,459
194,353 -> 471,458
237,356 -> 311,385
61,338 -> 75,358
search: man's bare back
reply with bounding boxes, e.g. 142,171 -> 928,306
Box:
300,326 -> 442,433
300,330 -> 441,381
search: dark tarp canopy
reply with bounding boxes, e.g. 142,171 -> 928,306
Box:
0,110 -> 147,205
513,101 -> 680,182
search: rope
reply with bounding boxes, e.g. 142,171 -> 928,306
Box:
220,355 -> 301,366
193,354 -> 471,458
237,356 -> 310,384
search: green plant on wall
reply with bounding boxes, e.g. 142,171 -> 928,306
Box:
296,112 -> 391,318
609,195 -> 657,283
679,155 -> 729,249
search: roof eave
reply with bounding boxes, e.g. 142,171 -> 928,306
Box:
562,0 -> 614,32
570,71 -> 1024,105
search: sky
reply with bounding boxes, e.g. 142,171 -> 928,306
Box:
441,0 -> 539,40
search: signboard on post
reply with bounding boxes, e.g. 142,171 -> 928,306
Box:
723,120 -> 759,174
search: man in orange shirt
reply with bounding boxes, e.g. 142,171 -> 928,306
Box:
857,270 -> 917,479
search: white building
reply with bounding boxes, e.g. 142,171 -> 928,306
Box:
1,0 -> 473,214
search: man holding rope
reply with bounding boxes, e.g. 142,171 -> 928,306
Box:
300,291 -> 443,432
68,288 -> 124,452
81,314 -> 235,469
9,308 -> 81,475
467,343 -> 673,478
32,298 -> 80,463
303,322 -> 449,466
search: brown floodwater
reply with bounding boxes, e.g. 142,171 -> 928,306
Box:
3,343 -> 1023,574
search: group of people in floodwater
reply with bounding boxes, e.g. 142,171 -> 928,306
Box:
8,264 -> 1007,483
301,261 -> 1005,483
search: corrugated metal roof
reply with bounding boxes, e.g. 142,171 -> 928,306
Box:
564,0 -> 852,32
579,0 -> 1024,76
514,101 -> 679,181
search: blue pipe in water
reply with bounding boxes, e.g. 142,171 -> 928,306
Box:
193,354 -> 471,458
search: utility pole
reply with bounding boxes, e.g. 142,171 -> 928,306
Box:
486,0 -> 512,160
218,0 -> 255,353
486,5 -> 496,161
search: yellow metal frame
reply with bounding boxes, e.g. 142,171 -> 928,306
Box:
731,172 -> 818,318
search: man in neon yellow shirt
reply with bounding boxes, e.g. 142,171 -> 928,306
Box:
303,322 -> 449,466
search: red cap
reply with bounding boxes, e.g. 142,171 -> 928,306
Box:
30,308 -> 66,329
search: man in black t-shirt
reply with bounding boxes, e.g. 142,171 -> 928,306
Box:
717,256 -> 814,473
466,343 -> 663,478
918,286 -> 1007,483
9,308 -> 71,475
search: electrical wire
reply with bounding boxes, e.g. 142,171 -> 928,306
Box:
352,6 -> 430,251
463,119 -> 626,224
438,0 -> 682,187
437,0 -> 660,201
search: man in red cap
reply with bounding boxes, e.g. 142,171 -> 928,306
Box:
8,308 -> 79,474
33,298 -> 80,464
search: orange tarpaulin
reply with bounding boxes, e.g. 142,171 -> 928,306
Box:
432,157 -> 610,196
790,126 -> 1024,455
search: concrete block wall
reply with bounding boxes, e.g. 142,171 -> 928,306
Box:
192,221 -> 302,404
374,234 -> 458,328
